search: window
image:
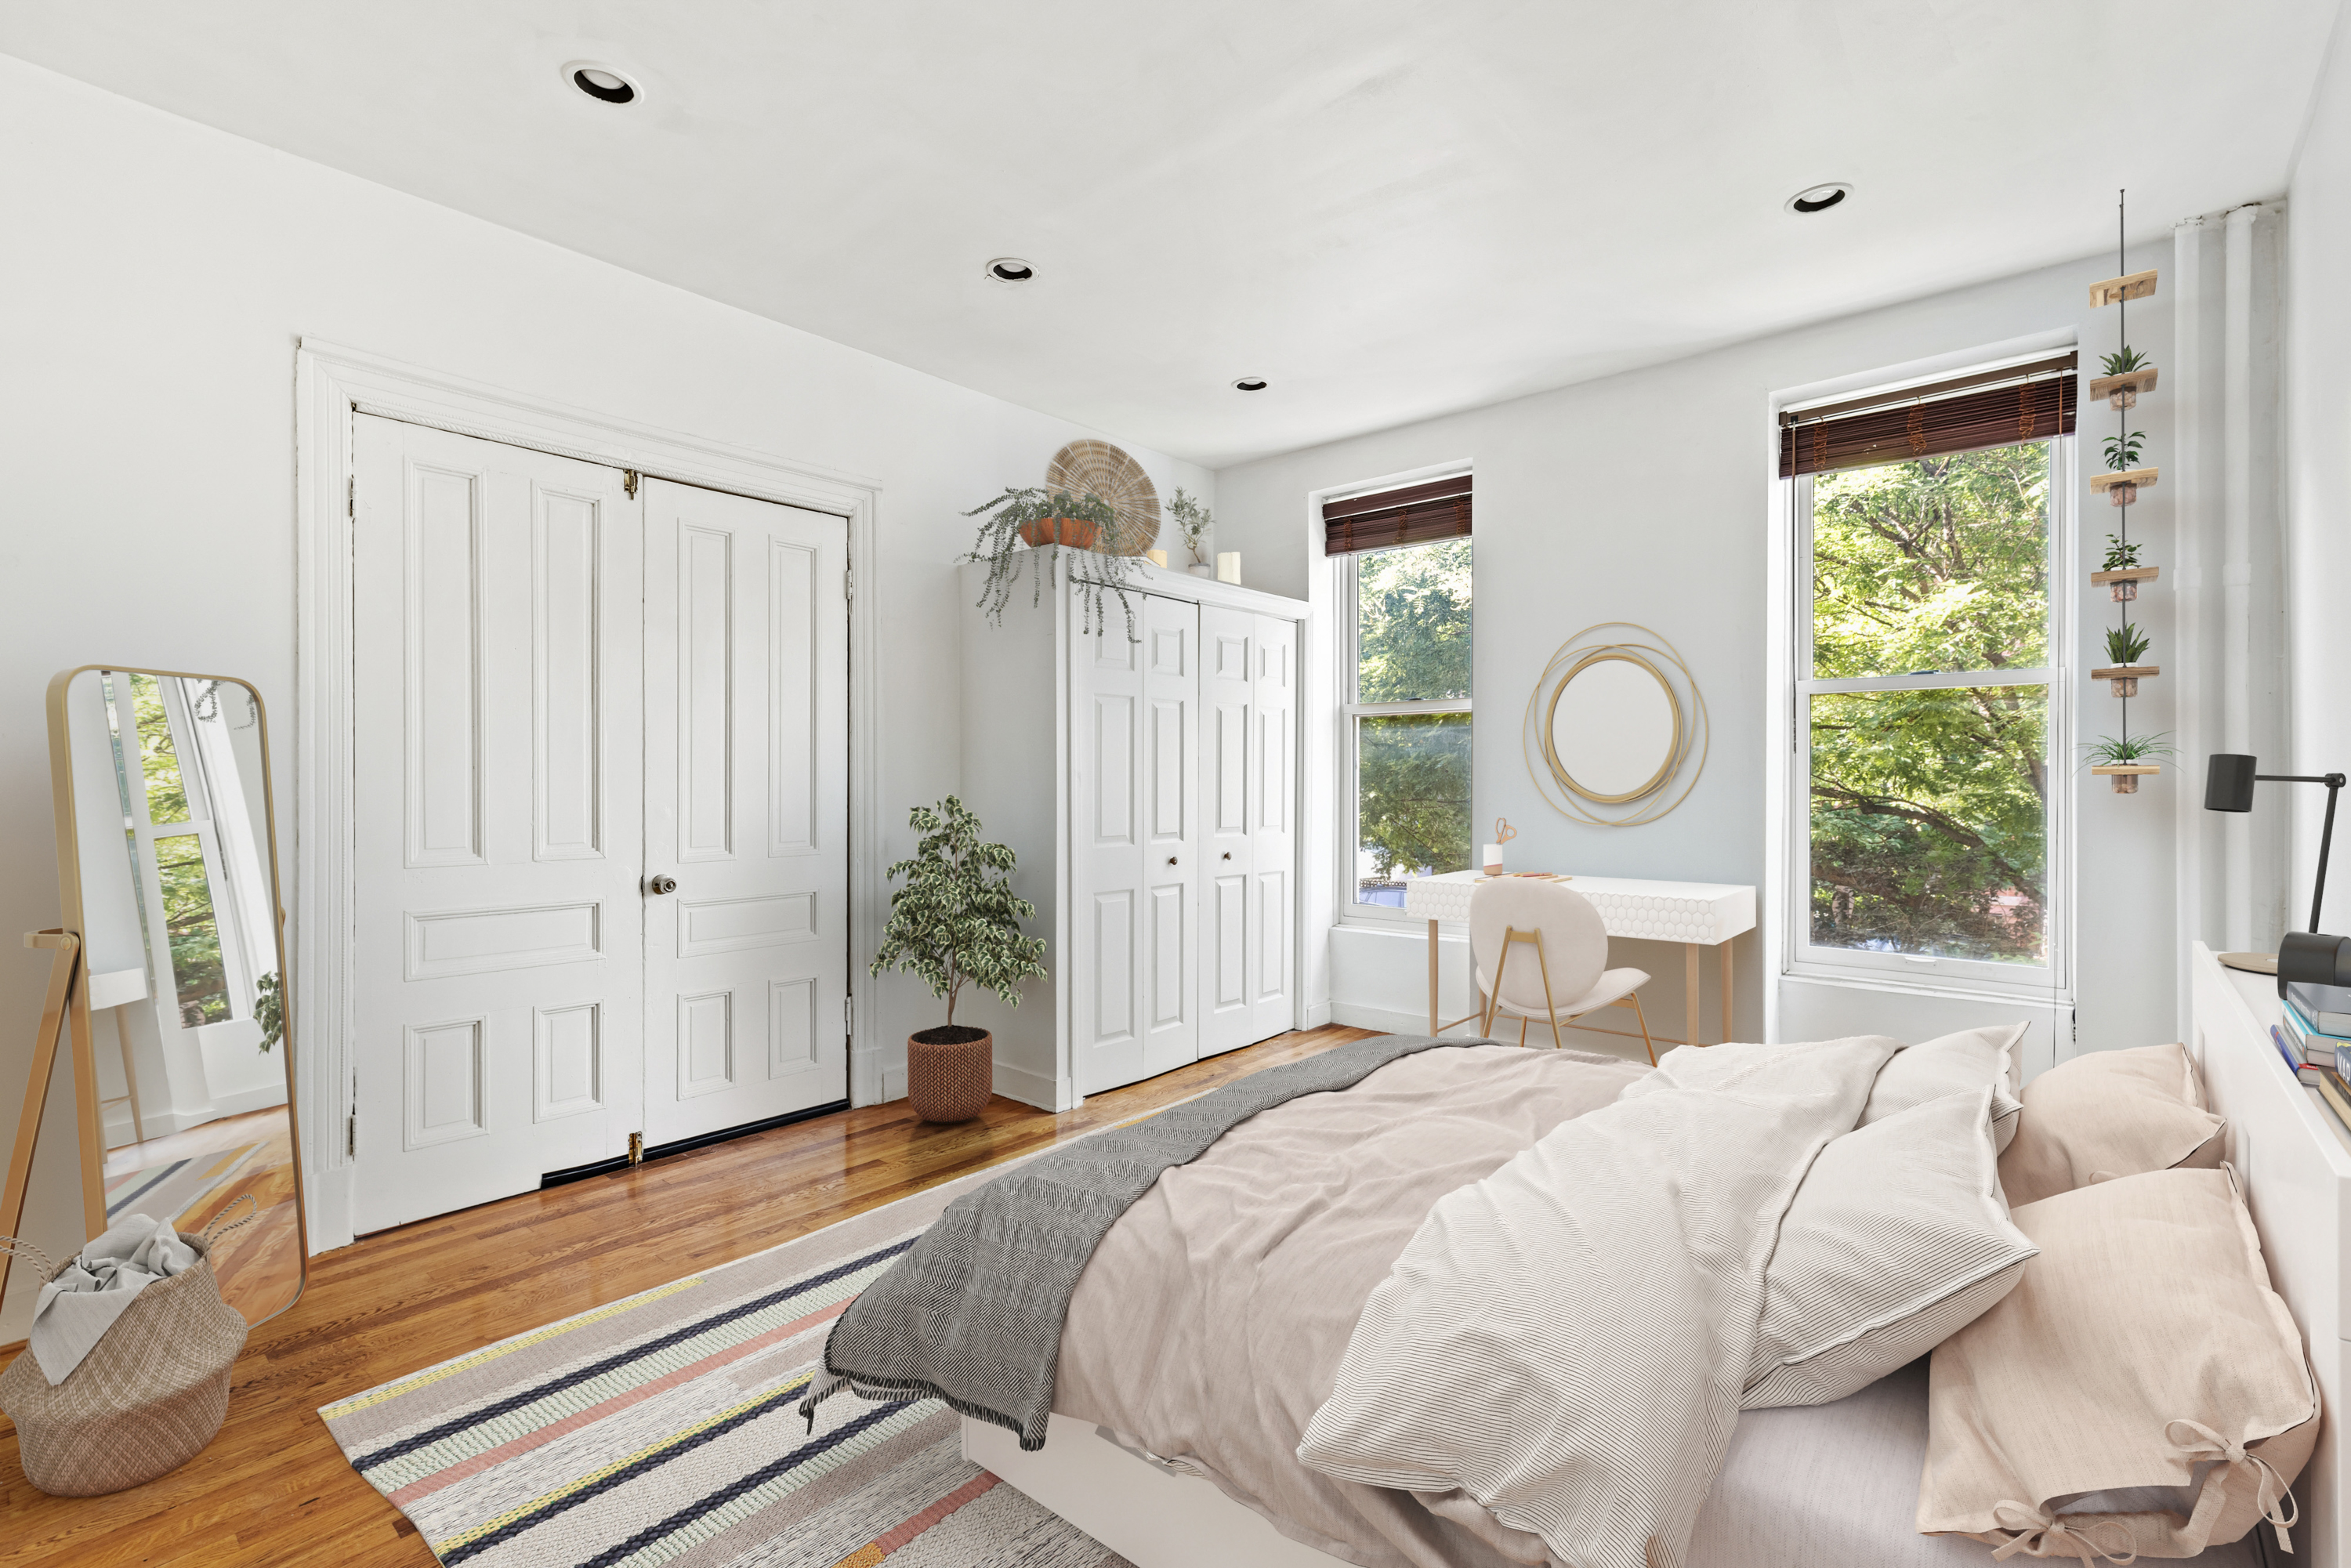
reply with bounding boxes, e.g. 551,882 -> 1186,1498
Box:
1342,535 -> 1473,913
1788,384 -> 2071,994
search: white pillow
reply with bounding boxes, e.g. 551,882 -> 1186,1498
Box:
1744,1086 -> 2037,1410
1864,1022 -> 2027,1153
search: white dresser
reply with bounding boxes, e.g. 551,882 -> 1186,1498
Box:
1403,870 -> 1756,1045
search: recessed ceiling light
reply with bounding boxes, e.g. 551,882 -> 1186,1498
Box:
1787,183 -> 1851,215
1233,377 -> 1269,392
566,62 -> 639,104
986,258 -> 1036,283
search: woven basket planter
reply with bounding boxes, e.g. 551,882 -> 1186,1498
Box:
907,1027 -> 993,1123
0,1234 -> 248,1496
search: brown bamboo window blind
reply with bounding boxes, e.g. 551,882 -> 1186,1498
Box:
1778,354 -> 2078,479
1322,473 -> 1472,556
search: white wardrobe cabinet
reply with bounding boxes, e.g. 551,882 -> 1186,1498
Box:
957,561 -> 1305,1106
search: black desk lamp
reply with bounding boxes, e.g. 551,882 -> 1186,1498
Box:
2203,753 -> 2351,994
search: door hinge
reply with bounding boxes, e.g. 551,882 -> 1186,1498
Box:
622,469 -> 641,499
628,1131 -> 645,1165
346,1111 -> 357,1158
844,996 -> 855,1037
346,474 -> 355,519
843,563 -> 854,603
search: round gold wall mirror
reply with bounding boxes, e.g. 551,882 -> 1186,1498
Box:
1523,624 -> 1708,827
1543,651 -> 1683,803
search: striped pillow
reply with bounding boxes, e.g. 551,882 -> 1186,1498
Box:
1864,1022 -> 2027,1153
1744,1087 -> 2036,1410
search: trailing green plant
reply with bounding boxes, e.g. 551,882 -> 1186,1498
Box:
2099,345 -> 2150,376
964,486 -> 1139,639
2101,534 -> 2143,571
2102,429 -> 2146,472
2103,621 -> 2150,664
2081,732 -> 2175,767
1168,487 -> 1214,565
868,796 -> 1048,1030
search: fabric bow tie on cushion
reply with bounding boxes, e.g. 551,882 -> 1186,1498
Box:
27,1213 -> 198,1385
2166,1417 -> 2299,1552
1987,1501 -> 2138,1564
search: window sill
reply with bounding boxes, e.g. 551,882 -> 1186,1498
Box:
1781,964 -> 2073,1009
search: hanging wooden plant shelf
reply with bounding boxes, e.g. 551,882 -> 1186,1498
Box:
2091,762 -> 2161,795
2091,467 -> 2158,505
2092,664 -> 2160,697
2088,270 -> 2158,307
2088,367 -> 2159,408
2091,565 -> 2160,601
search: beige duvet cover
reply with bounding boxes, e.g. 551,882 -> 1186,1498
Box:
1055,1044 -> 1638,1567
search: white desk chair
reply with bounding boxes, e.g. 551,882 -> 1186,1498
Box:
1468,878 -> 1657,1064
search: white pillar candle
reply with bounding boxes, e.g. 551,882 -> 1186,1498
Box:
1483,844 -> 1505,875
1215,552 -> 1242,585
1145,548 -> 1168,567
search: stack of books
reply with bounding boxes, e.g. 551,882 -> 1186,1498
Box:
2279,980 -> 2351,1132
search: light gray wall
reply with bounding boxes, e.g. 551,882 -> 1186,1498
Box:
1213,244 -> 2190,1065
2288,19 -> 2351,930
0,56 -> 1210,1338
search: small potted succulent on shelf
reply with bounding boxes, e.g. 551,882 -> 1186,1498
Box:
2101,429 -> 2148,505
1168,487 -> 1217,578
2098,345 -> 2155,408
868,796 -> 1048,1123
2083,733 -> 2175,795
2099,534 -> 2146,600
2099,621 -> 2153,696
965,485 -> 1141,639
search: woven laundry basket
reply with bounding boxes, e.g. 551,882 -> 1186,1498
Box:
0,1206 -> 252,1496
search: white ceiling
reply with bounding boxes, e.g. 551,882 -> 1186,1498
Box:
2,1 -> 2338,467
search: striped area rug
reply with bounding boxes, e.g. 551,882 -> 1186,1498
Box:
105,1142 -> 259,1226
319,1157 -> 1130,1568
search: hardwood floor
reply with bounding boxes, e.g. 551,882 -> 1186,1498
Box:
101,1106 -> 303,1324
0,1026 -> 1377,1566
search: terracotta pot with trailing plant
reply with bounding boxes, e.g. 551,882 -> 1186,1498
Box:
965,485 -> 1142,641
868,796 -> 1048,1123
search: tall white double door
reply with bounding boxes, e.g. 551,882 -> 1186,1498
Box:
1078,593 -> 1295,1094
350,417 -> 849,1232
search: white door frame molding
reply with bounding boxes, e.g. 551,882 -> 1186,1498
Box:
294,338 -> 882,1251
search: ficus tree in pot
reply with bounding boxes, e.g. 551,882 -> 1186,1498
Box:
868,796 -> 1047,1122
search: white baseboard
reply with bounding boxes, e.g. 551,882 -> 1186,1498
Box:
1302,1001 -> 1333,1030
880,1063 -> 907,1103
1328,1001 -> 1440,1036
991,1057 -> 1065,1112
306,1163 -> 355,1253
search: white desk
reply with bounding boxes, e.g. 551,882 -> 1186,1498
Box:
1402,871 -> 1758,1046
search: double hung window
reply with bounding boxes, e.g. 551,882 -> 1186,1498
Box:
1785,360 -> 2074,994
1328,475 -> 1473,918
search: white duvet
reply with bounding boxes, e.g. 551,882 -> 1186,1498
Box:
1296,1036 -> 1898,1568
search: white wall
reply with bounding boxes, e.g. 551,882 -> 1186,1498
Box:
0,56 -> 1209,1338
2288,20 -> 2351,932
1214,245 -> 2201,1066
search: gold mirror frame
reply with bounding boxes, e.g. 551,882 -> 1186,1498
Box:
1523,625 -> 1709,827
1540,650 -> 1684,805
0,666 -> 308,1325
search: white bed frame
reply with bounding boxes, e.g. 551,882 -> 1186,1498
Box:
968,943 -> 2348,1566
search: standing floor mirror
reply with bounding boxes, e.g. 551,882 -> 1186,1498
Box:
2,667 -> 306,1327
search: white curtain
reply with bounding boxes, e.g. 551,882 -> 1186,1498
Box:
2170,204 -> 2290,1017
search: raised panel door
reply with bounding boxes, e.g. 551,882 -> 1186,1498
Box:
1199,604 -> 1255,1057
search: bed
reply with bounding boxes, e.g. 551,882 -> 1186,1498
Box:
815,1009 -> 2320,1567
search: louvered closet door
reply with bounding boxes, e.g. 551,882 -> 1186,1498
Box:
641,480 -> 849,1149
350,416 -> 645,1233
1075,592 -> 1200,1093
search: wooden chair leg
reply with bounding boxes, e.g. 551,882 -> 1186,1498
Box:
1518,1016 -> 1528,1048
1630,991 -> 1657,1066
1483,928 -> 1516,1037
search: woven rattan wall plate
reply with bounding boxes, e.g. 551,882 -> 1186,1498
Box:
1046,440 -> 1161,556
1523,623 -> 1709,827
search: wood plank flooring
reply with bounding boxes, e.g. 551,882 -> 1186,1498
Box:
0,1026 -> 1376,1566
100,1106 -> 303,1325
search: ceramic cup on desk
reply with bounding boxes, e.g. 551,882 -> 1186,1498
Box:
1483,843 -> 1505,875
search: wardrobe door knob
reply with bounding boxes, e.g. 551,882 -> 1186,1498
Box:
647,875 -> 678,895
1167,856 -> 1179,866
1222,852 -> 1232,860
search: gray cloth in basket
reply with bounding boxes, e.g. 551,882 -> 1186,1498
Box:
30,1214 -> 196,1385
802,1033 -> 1476,1449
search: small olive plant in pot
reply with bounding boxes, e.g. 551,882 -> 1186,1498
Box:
1168,487 -> 1216,576
965,485 -> 1140,639
868,796 -> 1048,1122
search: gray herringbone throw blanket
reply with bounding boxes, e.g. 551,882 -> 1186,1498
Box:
801,1033 -> 1472,1448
